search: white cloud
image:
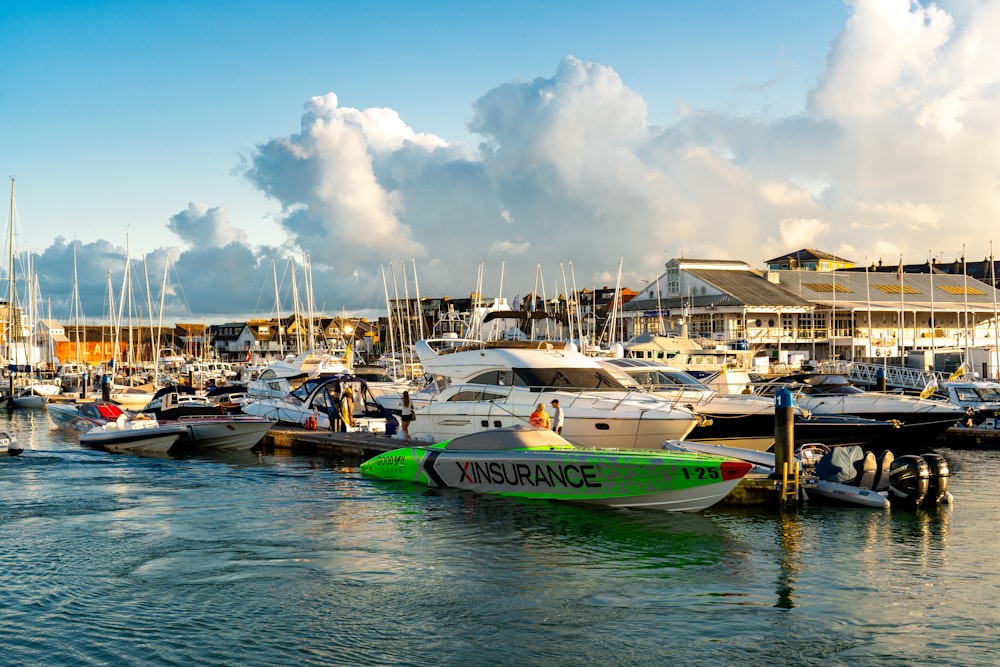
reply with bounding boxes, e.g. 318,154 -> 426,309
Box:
490,240 -> 530,255
31,1 -> 1000,321
168,202 -> 248,248
777,218 -> 830,249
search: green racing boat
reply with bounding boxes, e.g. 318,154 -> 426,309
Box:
360,426 -> 752,511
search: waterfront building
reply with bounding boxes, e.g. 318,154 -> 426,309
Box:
622,255 -> 1000,377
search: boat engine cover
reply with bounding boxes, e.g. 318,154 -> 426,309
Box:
888,455 -> 930,508
921,453 -> 950,505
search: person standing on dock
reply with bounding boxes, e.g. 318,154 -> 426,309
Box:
549,399 -> 564,435
400,391 -> 414,442
342,386 -> 355,428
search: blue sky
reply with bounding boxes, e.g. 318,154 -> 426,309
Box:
4,1 -> 997,322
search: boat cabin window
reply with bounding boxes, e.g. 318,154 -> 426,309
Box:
448,390 -> 483,402
511,367 -> 627,392
468,370 -> 514,386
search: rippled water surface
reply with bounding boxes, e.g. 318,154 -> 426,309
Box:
2,409 -> 999,666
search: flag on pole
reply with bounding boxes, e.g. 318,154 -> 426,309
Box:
949,364 -> 966,381
920,376 -> 938,399
896,256 -> 903,282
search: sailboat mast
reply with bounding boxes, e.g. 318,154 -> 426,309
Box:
303,253 -> 315,349
6,178 -> 16,363
156,253 -> 169,380
963,245 -> 970,366
380,265 -> 398,377
272,259 -> 284,360
411,257 -> 425,341
72,243 -> 82,367
288,257 -> 302,355
400,260 -> 414,353
992,241 -> 999,380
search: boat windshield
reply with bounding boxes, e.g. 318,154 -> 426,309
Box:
627,369 -> 709,392
955,386 -> 1000,402
291,378 -> 328,401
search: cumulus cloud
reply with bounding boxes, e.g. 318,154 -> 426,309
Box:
775,218 -> 830,250
168,202 -> 248,248
29,0 -> 1000,323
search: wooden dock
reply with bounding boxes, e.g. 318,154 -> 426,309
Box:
944,424 -> 1000,449
263,426 -> 401,459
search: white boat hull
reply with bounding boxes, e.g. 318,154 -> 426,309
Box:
803,480 -> 889,508
80,421 -> 187,454
174,417 -> 273,451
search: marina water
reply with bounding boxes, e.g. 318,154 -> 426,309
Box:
2,409 -> 998,666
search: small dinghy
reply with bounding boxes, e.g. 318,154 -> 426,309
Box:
664,441 -> 951,509
0,429 -> 23,456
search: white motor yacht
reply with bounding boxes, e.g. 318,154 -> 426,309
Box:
939,378 -> 1000,423
246,349 -> 351,399
378,339 -> 702,450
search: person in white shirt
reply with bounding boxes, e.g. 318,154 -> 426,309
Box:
549,399 -> 564,435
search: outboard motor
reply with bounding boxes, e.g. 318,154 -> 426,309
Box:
888,455 -> 930,508
921,453 -> 950,505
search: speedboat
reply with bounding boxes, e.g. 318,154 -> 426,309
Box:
79,415 -> 188,454
241,375 -> 396,433
383,339 -> 702,450
361,426 -> 753,511
598,359 -> 899,451
47,400 -> 128,433
756,373 -> 968,450
139,388 -> 274,451
0,429 -> 23,456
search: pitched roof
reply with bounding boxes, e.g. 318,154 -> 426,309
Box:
765,248 -> 853,264
687,268 -> 814,307
622,268 -> 813,312
771,269 -> 1000,310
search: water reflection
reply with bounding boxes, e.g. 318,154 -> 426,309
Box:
776,509 -> 802,609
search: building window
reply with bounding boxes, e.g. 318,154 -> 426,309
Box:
666,266 -> 680,296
